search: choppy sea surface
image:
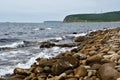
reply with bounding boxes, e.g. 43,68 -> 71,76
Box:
0,22 -> 120,77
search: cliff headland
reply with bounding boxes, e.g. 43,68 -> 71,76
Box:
64,11 -> 120,22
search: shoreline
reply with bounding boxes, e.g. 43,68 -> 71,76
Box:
1,27 -> 120,80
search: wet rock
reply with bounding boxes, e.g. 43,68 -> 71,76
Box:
73,32 -> 77,34
74,36 -> 87,42
0,47 -> 13,51
39,42 -> 55,48
99,63 -> 120,80
39,41 -> 76,48
52,56 -> 79,75
55,43 -> 76,47
7,75 -> 26,80
71,48 -> 78,53
14,68 -> 31,76
74,66 -> 87,77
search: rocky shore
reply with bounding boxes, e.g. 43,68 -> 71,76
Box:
1,27 -> 120,80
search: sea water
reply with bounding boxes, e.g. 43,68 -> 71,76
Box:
0,22 -> 120,76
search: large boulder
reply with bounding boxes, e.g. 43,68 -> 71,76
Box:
51,56 -> 79,75
99,63 -> 120,80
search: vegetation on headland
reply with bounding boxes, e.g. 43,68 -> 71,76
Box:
63,11 -> 120,22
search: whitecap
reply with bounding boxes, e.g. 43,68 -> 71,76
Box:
32,28 -> 39,31
71,33 -> 87,37
0,41 -> 25,49
46,27 -> 52,30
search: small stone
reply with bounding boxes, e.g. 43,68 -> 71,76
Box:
39,42 -> 55,48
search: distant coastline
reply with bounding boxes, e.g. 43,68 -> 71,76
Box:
63,11 -> 120,22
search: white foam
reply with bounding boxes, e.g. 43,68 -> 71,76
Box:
65,33 -> 87,38
32,28 -> 40,31
0,41 -> 25,48
0,50 -> 31,76
41,37 -> 63,42
0,47 -> 72,76
0,66 -> 13,77
46,27 -> 52,30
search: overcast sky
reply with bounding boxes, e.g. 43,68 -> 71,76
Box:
0,0 -> 120,22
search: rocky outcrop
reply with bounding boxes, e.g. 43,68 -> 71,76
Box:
5,27 -> 120,80
39,41 -> 76,48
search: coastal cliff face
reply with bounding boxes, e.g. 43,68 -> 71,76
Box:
63,11 -> 120,22
1,27 -> 120,80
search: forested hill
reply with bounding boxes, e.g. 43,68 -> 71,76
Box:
63,11 -> 120,22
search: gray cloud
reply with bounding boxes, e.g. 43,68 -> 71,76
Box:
0,0 -> 120,22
